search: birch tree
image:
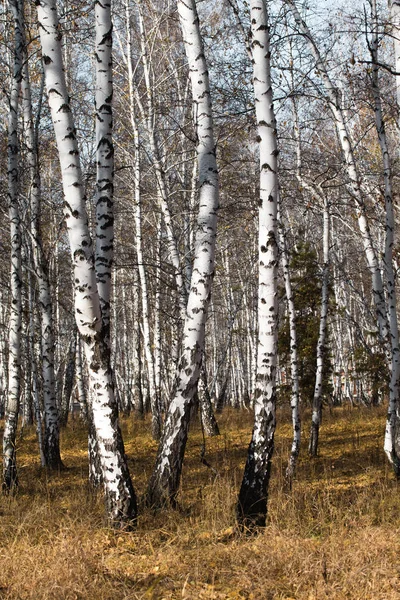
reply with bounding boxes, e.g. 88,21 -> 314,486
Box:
236,0 -> 279,530
147,0 -> 219,508
390,0 -> 400,131
36,0 -> 137,525
309,197 -> 330,456
369,0 -> 400,473
3,0 -> 24,491
279,215 -> 300,485
21,54 -> 63,468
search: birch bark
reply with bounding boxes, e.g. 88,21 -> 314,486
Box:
199,361 -> 220,437
147,0 -> 219,508
309,200 -> 330,457
236,0 -> 279,530
28,271 -> 46,466
279,217 -> 300,485
60,332 -> 76,427
3,0 -> 24,491
95,0 -> 114,340
370,0 -> 400,473
36,0 -> 137,525
22,48 -> 62,468
75,335 -> 88,421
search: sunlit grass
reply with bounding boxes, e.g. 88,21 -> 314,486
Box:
0,405 -> 399,599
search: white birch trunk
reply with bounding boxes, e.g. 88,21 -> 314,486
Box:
36,0 -> 137,525
28,271 -> 46,466
184,156 -> 198,291
147,0 -> 219,508
279,217 -> 300,485
236,0 -> 279,530
132,269 -> 145,419
121,276 -> 133,410
199,359 -> 220,437
95,0 -> 113,339
370,0 -> 400,472
155,218 -> 162,412
3,0 -> 24,492
309,200 -> 330,456
22,58 -> 62,468
60,332 -> 76,427
75,335 -> 88,421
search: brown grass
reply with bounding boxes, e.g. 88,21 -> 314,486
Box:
1,405 -> 400,599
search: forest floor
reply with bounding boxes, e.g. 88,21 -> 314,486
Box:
0,404 -> 399,599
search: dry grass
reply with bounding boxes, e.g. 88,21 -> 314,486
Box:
1,405 -> 400,599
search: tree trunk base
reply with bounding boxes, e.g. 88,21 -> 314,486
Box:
2,459 -> 18,494
236,438 -> 273,533
44,439 -> 64,471
285,451 -> 299,491
309,422 -> 320,458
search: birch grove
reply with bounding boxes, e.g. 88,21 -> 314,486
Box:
0,0 -> 400,531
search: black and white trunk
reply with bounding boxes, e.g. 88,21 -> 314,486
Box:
370,0 -> 400,473
36,0 -> 137,525
132,270 -> 144,419
237,0 -> 279,530
309,200 -> 330,457
86,0 -> 116,482
28,271 -> 45,466
59,332 -> 77,427
95,0 -> 113,341
279,216 -> 300,485
154,219 -> 163,412
3,0 -> 24,491
147,0 -> 219,508
21,22 -> 62,469
199,362 -> 220,437
75,335 -> 88,421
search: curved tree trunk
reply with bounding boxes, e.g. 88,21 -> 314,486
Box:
285,0 -> 399,467
147,0 -> 219,509
285,0 -> 388,343
36,0 -> 137,526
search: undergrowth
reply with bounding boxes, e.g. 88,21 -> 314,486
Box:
0,405 -> 399,599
